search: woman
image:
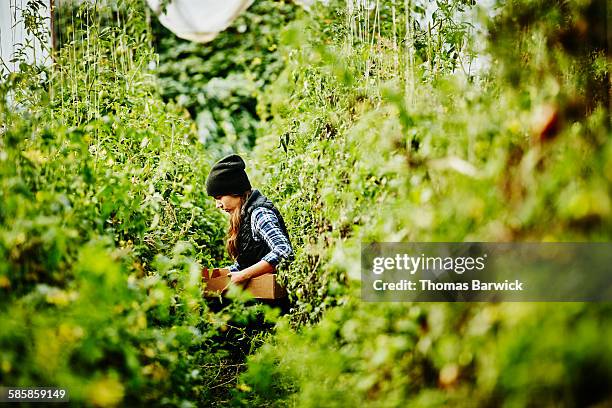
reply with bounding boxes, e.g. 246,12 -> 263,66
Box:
206,154 -> 293,284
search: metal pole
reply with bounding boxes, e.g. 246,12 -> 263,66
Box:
50,0 -> 56,55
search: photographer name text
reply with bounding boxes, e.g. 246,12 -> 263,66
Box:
372,279 -> 524,291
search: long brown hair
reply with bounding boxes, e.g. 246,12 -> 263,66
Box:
227,190 -> 252,260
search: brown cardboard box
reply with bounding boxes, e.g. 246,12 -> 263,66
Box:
244,274 -> 287,299
202,268 -> 231,294
202,268 -> 287,299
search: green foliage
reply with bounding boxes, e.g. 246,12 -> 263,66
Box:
250,0 -> 611,324
489,0 -> 610,116
1,0 -> 278,405
151,0 -> 298,156
2,0 -> 227,292
237,299 -> 612,407
238,0 -> 612,405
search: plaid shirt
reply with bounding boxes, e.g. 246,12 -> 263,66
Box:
227,207 -> 293,272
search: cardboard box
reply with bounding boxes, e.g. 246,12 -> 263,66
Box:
202,268 -> 287,299
201,268 -> 231,294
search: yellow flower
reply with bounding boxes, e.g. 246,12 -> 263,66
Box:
237,383 -> 252,392
0,276 -> 10,288
87,376 -> 125,407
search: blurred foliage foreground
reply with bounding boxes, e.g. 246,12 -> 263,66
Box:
237,0 -> 612,406
1,0 -> 611,407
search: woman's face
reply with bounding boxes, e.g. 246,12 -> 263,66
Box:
214,195 -> 241,213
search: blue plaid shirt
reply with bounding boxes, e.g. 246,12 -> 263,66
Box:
227,207 -> 293,272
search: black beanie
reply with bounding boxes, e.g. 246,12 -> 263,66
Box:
206,154 -> 252,196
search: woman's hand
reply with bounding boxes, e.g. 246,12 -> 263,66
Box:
228,261 -> 275,285
229,271 -> 249,284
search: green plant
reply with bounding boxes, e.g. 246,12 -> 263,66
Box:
237,0 -> 611,405
1,1 -> 279,405
151,0 -> 298,156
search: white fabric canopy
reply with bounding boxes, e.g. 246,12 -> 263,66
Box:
146,0 -> 254,43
